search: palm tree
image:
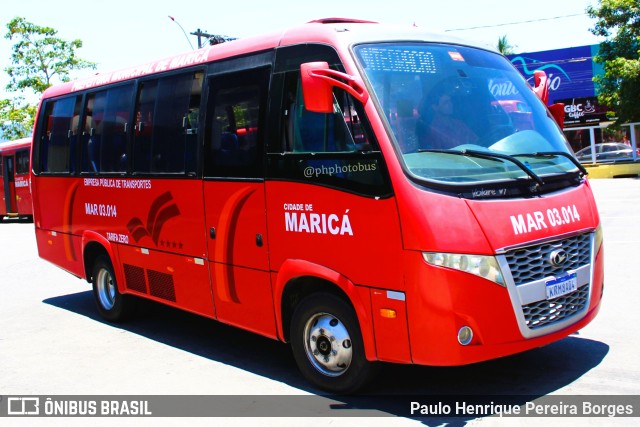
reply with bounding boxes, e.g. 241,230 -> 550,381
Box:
497,35 -> 516,55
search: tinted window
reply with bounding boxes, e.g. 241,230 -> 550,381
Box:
15,149 -> 29,175
82,84 -> 134,173
38,96 -> 82,173
267,67 -> 390,197
133,71 -> 203,174
282,74 -> 372,153
205,68 -> 269,178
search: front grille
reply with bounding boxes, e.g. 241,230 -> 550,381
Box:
522,285 -> 589,329
505,233 -> 591,286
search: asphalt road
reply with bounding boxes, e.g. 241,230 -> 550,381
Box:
1,178 -> 639,426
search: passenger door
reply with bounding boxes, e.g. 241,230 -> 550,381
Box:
203,66 -> 276,338
2,155 -> 15,213
265,45 -> 403,291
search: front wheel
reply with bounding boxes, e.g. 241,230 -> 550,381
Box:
92,255 -> 136,322
290,293 -> 378,393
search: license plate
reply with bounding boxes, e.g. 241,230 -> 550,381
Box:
546,273 -> 577,300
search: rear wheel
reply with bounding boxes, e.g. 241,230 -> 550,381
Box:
92,255 -> 136,322
290,293 -> 377,393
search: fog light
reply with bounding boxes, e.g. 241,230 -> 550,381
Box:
458,326 -> 473,346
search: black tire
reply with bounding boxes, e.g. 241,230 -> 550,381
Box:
290,292 -> 378,394
91,255 -> 136,322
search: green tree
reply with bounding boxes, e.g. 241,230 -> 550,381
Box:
0,98 -> 36,140
1,17 -> 96,139
497,35 -> 516,55
4,16 -> 96,94
587,0 -> 640,123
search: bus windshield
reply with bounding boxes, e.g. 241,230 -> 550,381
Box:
354,43 -> 579,186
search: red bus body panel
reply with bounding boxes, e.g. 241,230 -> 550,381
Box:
32,176 -> 214,315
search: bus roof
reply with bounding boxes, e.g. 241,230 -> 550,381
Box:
41,19 -> 494,99
0,137 -> 31,152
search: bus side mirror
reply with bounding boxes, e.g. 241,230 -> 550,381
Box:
300,62 -> 369,113
533,70 -> 549,105
533,70 -> 565,129
548,103 -> 565,130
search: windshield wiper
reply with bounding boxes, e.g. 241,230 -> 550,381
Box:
417,148 -> 545,186
513,151 -> 588,177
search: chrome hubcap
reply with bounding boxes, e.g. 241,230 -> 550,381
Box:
96,268 -> 116,310
303,313 -> 352,377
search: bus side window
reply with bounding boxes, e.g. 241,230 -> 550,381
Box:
133,80 -> 157,173
15,149 -> 29,175
81,84 -> 134,174
205,68 -> 269,178
103,84 -> 133,173
283,73 -> 371,154
133,71 -> 202,175
268,67 -> 389,196
82,92 -> 104,173
39,95 -> 81,173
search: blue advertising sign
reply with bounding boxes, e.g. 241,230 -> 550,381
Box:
508,45 -> 609,127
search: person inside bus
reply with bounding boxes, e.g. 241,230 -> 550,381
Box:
417,89 -> 477,150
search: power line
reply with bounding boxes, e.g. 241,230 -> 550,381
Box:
445,12 -> 587,32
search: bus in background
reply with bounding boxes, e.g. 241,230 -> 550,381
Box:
1,137 -> 33,222
30,19 -> 603,393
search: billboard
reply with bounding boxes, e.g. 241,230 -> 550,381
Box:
508,45 -> 609,127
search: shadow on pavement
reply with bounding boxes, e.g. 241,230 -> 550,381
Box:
45,290 -> 609,426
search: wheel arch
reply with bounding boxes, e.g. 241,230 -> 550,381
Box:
81,231 -> 120,287
274,259 -> 376,361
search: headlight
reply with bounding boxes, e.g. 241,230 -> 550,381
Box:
594,223 -> 603,253
423,252 -> 505,286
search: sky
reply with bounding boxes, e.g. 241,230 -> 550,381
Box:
0,0 -> 604,100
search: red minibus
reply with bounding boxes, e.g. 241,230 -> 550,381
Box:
1,137 -> 33,221
31,18 -> 603,393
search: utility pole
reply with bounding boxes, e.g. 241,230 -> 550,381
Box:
190,29 -> 215,49
170,17 -> 236,49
